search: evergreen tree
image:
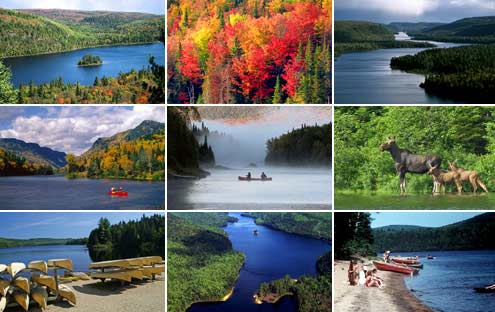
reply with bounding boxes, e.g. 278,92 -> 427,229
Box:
272,75 -> 282,104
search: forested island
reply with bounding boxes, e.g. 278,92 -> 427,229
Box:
77,54 -> 102,66
87,214 -> 165,261
335,106 -> 495,193
167,213 -> 245,312
167,0 -> 331,104
65,120 -> 165,181
265,123 -> 331,167
334,21 -> 434,56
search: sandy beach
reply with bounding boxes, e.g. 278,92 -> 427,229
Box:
9,274 -> 164,312
334,260 -> 431,312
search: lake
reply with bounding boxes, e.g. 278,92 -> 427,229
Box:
335,192 -> 495,210
335,34 -> 464,104
397,250 -> 495,312
0,176 -> 164,210
3,43 -> 164,87
188,213 -> 331,312
168,167 -> 332,210
0,245 -> 91,273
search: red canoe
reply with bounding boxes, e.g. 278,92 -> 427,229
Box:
390,257 -> 420,265
373,261 -> 419,275
108,191 -> 128,196
238,176 -> 272,181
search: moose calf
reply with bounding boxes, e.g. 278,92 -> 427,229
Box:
427,164 -> 462,194
448,161 -> 488,193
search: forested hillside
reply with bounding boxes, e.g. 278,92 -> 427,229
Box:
66,120 -> 165,181
87,214 -> 165,261
244,212 -> 331,241
335,107 -> 495,193
387,22 -> 444,33
0,147 -> 54,176
373,213 -> 495,252
169,212 -> 238,228
334,21 -> 434,55
390,44 -> 495,102
265,123 -> 331,166
167,213 -> 245,312
0,237 -> 83,248
0,138 -> 67,168
413,16 -> 495,43
0,8 -> 164,58
167,0 -> 331,104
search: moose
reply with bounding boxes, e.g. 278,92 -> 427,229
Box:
380,137 -> 442,194
448,161 -> 488,193
427,164 -> 462,194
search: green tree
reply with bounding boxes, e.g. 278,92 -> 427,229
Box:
0,61 -> 17,103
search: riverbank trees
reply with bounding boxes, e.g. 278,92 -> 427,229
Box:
0,147 -> 54,176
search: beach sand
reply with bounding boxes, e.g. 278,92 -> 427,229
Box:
334,261 -> 431,312
9,274 -> 164,312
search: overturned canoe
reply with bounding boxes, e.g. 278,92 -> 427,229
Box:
140,265 -> 165,278
238,176 -> 272,181
58,284 -> 76,305
474,287 -> 495,293
67,272 -> 91,281
0,296 -> 6,312
12,289 -> 29,311
7,263 -> 26,277
89,259 -> 137,269
31,286 -> 48,309
48,259 -> 73,271
13,277 -> 30,294
0,278 -> 9,297
391,257 -> 420,265
91,270 -> 134,283
128,256 -> 163,266
28,261 -> 48,274
373,261 -> 419,275
31,274 -> 57,292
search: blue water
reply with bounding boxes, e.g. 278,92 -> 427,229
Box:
0,176 -> 164,210
188,213 -> 331,312
3,43 -> 164,87
396,250 -> 495,312
0,245 -> 91,273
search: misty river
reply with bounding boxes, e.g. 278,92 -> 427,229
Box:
168,166 -> 332,210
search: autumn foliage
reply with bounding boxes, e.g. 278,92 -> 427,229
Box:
167,0 -> 332,104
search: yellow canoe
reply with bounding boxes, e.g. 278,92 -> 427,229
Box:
31,274 -> 57,292
31,286 -> 48,309
91,270 -> 133,283
47,259 -> 73,271
12,289 -> 29,311
140,265 -> 165,278
128,256 -> 163,266
7,262 -> 26,277
0,296 -> 6,312
58,284 -> 76,305
89,259 -> 135,269
67,272 -> 91,281
0,278 -> 10,297
13,277 -> 30,294
28,261 -> 48,274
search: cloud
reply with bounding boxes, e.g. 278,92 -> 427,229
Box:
0,106 -> 165,155
449,0 -> 495,9
337,0 -> 440,16
2,0 -> 164,14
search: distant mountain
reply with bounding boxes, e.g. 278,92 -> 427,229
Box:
387,22 -> 444,34
18,9 -> 159,24
373,213 -> 495,252
414,16 -> 495,43
0,237 -> 76,248
335,21 -> 394,42
0,138 -> 67,168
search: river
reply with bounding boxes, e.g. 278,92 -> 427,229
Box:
396,250 -> 495,312
0,245 -> 91,273
0,176 -> 164,210
168,167 -> 332,210
335,33 -> 464,104
3,43 -> 164,87
188,213 -> 331,312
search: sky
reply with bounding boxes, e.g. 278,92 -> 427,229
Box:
0,106 -> 165,155
335,0 -> 495,23
371,212 -> 482,228
0,212 -> 163,239
2,0 -> 164,14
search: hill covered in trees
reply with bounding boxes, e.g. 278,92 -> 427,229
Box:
335,106 -> 495,193
334,21 -> 434,56
0,138 -> 67,168
87,214 -> 165,262
167,213 -> 245,312
265,123 -> 331,167
167,0 -> 331,104
0,237 -> 85,248
243,212 -> 331,241
412,16 -> 495,43
386,22 -> 444,33
373,213 -> 495,252
0,8 -> 164,58
0,147 -> 55,176
66,120 -> 165,181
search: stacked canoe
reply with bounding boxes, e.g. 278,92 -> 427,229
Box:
89,256 -> 164,284
0,259 -> 77,312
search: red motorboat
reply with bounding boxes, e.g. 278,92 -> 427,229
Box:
108,191 -> 128,196
373,261 -> 419,275
238,176 -> 272,181
390,257 -> 420,265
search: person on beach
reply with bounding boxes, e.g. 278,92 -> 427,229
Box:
383,250 -> 391,262
348,261 -> 358,286
365,269 -> 383,288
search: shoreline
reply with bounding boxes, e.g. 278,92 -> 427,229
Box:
334,260 -> 432,312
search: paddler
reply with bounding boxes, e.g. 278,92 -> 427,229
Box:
246,172 -> 251,179
111,186 -> 116,192
261,172 -> 267,180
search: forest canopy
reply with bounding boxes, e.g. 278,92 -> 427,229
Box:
167,0 -> 331,104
